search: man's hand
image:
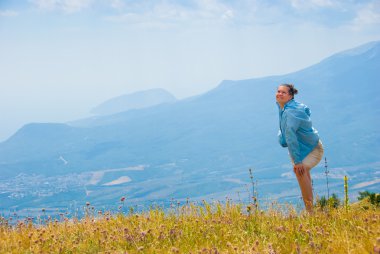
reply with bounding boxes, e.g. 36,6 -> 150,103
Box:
293,163 -> 305,177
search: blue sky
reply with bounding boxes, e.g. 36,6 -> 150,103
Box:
1,0 -> 380,141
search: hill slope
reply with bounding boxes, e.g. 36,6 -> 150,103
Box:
0,41 -> 379,211
90,88 -> 177,116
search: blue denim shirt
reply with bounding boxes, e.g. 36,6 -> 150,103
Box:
277,99 -> 320,164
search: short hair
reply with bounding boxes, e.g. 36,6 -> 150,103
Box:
281,83 -> 298,98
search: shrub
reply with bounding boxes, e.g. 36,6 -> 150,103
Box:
317,193 -> 340,209
358,191 -> 380,206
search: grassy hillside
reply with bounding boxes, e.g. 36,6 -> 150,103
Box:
1,201 -> 379,253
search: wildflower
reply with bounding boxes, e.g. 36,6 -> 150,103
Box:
296,243 -> 301,254
171,247 -> 180,253
158,231 -> 165,240
211,247 -> 219,254
374,237 -> 380,254
140,231 -> 147,239
268,243 -> 276,254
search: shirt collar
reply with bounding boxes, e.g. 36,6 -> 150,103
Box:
276,99 -> 294,110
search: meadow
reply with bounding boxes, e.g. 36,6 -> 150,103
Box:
0,199 -> 379,254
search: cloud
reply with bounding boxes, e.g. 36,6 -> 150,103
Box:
285,0 -> 380,29
104,0 -> 235,29
24,0 -> 380,31
290,0 -> 336,10
352,1 -> 380,27
109,0 -> 125,10
31,0 -> 93,13
0,10 -> 19,17
195,0 -> 234,19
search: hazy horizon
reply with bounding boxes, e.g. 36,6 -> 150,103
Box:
1,0 -> 380,141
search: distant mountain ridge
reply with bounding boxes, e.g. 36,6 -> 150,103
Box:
0,41 -> 379,213
90,88 -> 176,116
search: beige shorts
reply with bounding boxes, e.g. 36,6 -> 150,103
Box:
290,140 -> 324,170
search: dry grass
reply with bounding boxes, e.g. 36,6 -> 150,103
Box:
1,201 -> 379,254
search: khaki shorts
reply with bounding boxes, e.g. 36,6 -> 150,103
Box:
290,140 -> 324,170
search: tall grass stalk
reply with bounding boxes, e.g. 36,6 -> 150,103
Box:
344,175 -> 349,210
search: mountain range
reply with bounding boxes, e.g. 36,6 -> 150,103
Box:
0,41 -> 379,215
90,88 -> 177,116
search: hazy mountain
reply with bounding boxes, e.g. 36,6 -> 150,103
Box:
0,41 -> 379,214
90,88 -> 177,115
